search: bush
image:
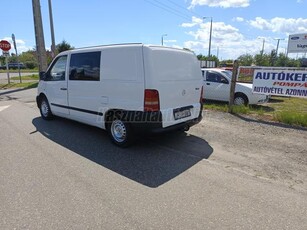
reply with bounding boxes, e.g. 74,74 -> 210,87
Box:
24,61 -> 37,69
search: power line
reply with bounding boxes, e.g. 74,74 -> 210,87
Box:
143,0 -> 191,21
165,0 -> 203,18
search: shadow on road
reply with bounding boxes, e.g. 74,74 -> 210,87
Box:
32,117 -> 213,188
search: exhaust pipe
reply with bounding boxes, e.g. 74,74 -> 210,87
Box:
183,125 -> 190,132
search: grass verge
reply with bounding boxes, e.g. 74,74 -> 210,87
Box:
0,69 -> 38,73
204,96 -> 307,127
0,82 -> 38,90
0,74 -> 39,89
11,74 -> 39,80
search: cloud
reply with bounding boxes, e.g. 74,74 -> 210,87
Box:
189,0 -> 250,9
182,20 -> 281,59
233,17 -> 244,22
249,17 -> 307,34
181,16 -> 203,28
164,40 -> 177,43
1,37 -> 32,53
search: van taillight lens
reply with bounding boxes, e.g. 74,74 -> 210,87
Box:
200,86 -> 204,103
144,89 -> 160,112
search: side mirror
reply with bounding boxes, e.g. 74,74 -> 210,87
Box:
39,71 -> 46,80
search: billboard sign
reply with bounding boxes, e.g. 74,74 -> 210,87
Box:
287,33 -> 307,53
252,69 -> 307,98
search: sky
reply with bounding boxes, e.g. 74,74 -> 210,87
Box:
1,0 -> 307,60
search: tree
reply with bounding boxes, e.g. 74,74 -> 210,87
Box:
18,50 -> 38,69
56,40 -> 74,53
237,54 -> 253,66
254,53 -> 270,66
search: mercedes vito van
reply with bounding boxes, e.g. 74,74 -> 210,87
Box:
37,44 -> 203,147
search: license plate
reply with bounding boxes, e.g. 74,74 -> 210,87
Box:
173,108 -> 191,120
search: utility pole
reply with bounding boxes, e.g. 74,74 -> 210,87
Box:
203,17 -> 213,58
275,38 -> 285,56
274,38 -> 285,65
161,34 -> 167,46
32,0 -> 48,72
48,0 -> 56,58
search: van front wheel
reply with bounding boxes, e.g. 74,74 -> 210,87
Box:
40,97 -> 53,120
108,119 -> 134,147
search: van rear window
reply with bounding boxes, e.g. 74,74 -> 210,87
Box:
69,52 -> 101,81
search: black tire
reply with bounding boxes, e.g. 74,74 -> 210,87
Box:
107,119 -> 134,147
39,97 -> 53,120
234,94 -> 248,106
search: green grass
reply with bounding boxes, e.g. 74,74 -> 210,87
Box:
274,111 -> 307,127
204,96 -> 307,127
11,74 -> 39,80
0,82 -> 38,90
0,69 -> 38,73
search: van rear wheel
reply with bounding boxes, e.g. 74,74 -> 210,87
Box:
108,119 -> 134,147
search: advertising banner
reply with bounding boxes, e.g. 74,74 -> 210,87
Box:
252,69 -> 307,98
287,34 -> 307,53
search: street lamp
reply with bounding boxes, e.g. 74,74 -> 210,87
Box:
161,34 -> 167,46
274,38 -> 285,56
258,37 -> 265,55
203,17 -> 213,57
272,38 -> 285,65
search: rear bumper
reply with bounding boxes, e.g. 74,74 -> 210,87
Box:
107,103 -> 203,134
134,114 -> 202,134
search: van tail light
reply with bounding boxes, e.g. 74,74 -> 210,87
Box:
200,86 -> 204,103
144,89 -> 160,112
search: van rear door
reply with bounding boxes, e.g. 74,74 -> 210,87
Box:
143,46 -> 202,128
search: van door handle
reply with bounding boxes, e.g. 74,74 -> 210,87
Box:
206,83 -> 210,85
60,88 -> 67,90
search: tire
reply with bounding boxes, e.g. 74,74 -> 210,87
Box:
234,94 -> 248,106
107,119 -> 134,147
39,97 -> 53,120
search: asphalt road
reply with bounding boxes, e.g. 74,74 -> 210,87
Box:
0,88 -> 306,229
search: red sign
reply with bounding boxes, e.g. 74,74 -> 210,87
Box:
0,40 -> 11,51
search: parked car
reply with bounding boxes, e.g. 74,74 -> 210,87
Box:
8,62 -> 26,69
202,68 -> 269,105
37,44 -> 203,147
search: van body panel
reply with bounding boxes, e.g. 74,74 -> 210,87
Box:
143,46 -> 202,127
37,44 -> 202,139
99,45 -> 144,112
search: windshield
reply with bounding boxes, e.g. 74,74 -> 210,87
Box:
222,70 -> 232,78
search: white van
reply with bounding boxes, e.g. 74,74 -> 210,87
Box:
37,44 -> 203,147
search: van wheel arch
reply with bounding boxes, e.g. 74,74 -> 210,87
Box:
37,93 -> 47,106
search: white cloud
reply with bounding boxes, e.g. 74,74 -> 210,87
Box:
1,37 -> 32,53
164,40 -> 177,43
233,17 -> 244,22
189,0 -> 250,9
182,20 -> 283,59
249,17 -> 307,34
181,16 -> 203,28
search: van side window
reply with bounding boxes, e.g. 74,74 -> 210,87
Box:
47,55 -> 67,81
69,52 -> 101,81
